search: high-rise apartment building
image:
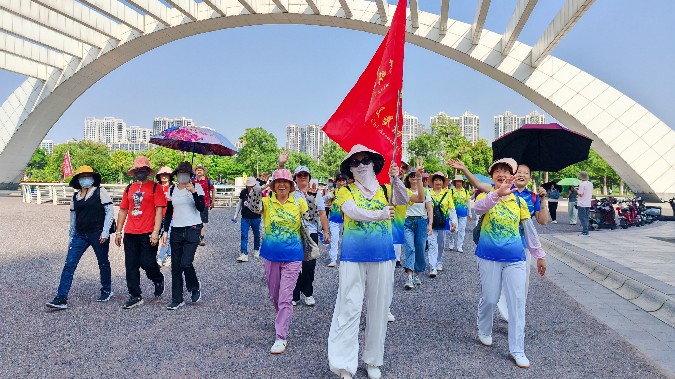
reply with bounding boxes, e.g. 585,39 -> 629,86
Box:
401,112 -> 427,163
431,111 -> 481,144
153,116 -> 194,135
285,124 -> 330,160
494,110 -> 546,139
39,140 -> 54,154
83,117 -> 126,144
83,117 -> 152,152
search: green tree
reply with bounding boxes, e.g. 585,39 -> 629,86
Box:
144,147 -> 184,169
235,128 -> 280,176
317,142 -> 347,178
286,152 -> 320,178
110,150 -> 135,183
208,156 -> 245,183
25,148 -> 48,179
42,141 -> 114,182
407,133 -> 447,173
461,139 -> 492,176
430,115 -> 472,161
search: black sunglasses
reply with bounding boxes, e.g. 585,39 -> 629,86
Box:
349,156 -> 372,168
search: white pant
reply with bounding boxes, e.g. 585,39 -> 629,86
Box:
394,244 -> 403,262
450,216 -> 468,250
428,230 -> 448,269
329,221 -> 343,263
328,260 -> 394,376
497,250 -> 531,322
477,257 -> 527,355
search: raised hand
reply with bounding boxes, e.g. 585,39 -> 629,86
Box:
389,161 -> 398,178
496,176 -> 516,197
278,151 -> 288,167
447,158 -> 467,171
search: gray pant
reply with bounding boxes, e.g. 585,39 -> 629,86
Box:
578,207 -> 590,234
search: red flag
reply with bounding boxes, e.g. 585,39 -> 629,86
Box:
322,0 -> 407,183
62,150 -> 73,179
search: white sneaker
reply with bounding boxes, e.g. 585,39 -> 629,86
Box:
457,248 -> 464,253
387,312 -> 395,322
366,365 -> 382,379
429,269 -> 438,278
292,300 -> 297,306
552,220 -> 557,224
252,250 -> 260,258
163,257 -> 171,267
338,370 -> 353,379
404,275 -> 414,290
437,263 -> 443,271
511,353 -> 531,368
270,339 -> 287,354
327,261 -> 337,268
478,334 -> 493,346
412,275 -> 422,286
304,296 -> 316,306
236,254 -> 249,262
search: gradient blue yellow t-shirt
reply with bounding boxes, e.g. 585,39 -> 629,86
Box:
430,189 -> 455,230
260,194 -> 308,262
475,191 -> 530,262
451,187 -> 471,217
334,184 -> 394,262
328,192 -> 344,224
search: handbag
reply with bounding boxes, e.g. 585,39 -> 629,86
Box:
294,197 -> 320,261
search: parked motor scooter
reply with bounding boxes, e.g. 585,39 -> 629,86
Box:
616,198 -> 642,228
636,197 -> 659,224
590,197 -> 617,230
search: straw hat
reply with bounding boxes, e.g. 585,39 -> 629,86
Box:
577,171 -> 589,181
430,171 -> 449,186
271,169 -> 295,193
194,164 -> 208,174
127,156 -> 155,176
451,174 -> 466,184
488,158 -> 517,175
340,144 -> 385,175
69,166 -> 101,189
155,166 -> 173,182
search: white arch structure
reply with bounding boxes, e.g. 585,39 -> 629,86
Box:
0,0 -> 673,200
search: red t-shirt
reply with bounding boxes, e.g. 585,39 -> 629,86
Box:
159,184 -> 170,217
193,177 -> 214,206
120,181 -> 167,234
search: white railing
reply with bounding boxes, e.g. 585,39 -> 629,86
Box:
19,183 -> 243,207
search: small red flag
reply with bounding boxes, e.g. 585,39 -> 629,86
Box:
62,150 -> 73,179
323,0 -> 407,183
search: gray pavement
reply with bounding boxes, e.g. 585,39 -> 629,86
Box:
0,196 -> 673,378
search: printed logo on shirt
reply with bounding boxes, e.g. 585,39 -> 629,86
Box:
131,189 -> 144,216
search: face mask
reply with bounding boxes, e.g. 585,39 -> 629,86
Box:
134,170 -> 149,181
177,173 -> 191,184
79,177 -> 94,189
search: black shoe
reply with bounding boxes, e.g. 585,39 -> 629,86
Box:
191,288 -> 201,303
395,261 -> 402,268
199,236 -> 205,246
96,290 -> 113,302
46,296 -> 68,310
166,301 -> 185,310
122,296 -> 143,309
154,280 -> 165,298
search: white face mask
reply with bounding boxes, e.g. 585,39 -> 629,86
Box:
78,177 -> 94,189
177,173 -> 191,184
350,162 -> 380,200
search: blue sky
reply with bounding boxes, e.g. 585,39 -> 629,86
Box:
1,0 -> 673,146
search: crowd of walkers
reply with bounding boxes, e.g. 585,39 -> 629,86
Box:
45,145 -> 599,377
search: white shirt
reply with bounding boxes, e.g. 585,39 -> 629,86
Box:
167,184 -> 205,227
406,188 -> 432,217
577,180 -> 594,207
294,190 -> 325,233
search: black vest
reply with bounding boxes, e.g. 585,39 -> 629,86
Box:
73,187 -> 105,235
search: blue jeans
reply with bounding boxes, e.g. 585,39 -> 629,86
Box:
241,217 -> 261,254
404,217 -> 428,273
157,227 -> 171,262
56,231 -> 112,299
578,207 -> 590,234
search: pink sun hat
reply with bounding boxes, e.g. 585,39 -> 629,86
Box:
271,169 -> 295,193
127,156 -> 155,176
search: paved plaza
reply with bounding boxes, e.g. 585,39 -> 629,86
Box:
0,195 -> 673,378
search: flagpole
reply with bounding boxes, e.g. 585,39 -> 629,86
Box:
390,90 -> 402,206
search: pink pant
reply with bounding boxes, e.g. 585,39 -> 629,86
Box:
264,259 -> 302,340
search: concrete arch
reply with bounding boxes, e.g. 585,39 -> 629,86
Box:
0,1 -> 673,199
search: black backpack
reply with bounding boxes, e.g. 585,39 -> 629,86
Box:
431,191 -> 448,229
